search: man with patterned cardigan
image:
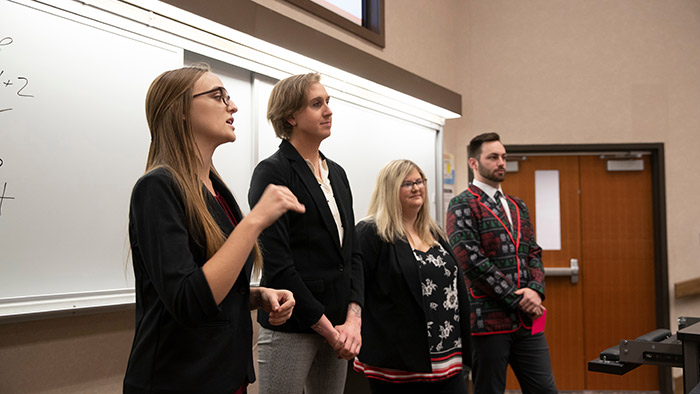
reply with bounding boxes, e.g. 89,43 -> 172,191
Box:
446,132 -> 557,394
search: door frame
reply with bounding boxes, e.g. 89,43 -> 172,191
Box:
503,143 -> 670,393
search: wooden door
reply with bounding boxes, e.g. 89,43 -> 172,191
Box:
501,156 -> 586,389
501,155 -> 657,390
579,155 -> 657,389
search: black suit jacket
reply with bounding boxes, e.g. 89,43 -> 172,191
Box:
248,140 -> 363,332
355,220 -> 471,372
124,168 -> 255,394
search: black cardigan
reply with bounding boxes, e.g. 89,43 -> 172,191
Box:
124,168 -> 255,394
248,140 -> 363,332
355,220 -> 471,372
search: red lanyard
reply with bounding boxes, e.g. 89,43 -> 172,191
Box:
468,188 -> 522,285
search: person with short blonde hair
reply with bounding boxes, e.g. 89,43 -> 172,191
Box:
250,73 -> 363,394
354,159 -> 471,394
266,72 -> 321,140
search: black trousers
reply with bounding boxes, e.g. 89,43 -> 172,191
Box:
471,327 -> 557,394
367,372 -> 468,394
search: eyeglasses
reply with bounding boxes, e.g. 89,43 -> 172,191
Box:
193,87 -> 230,107
400,178 -> 426,189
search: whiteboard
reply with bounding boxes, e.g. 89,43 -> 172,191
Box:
0,1 -> 182,318
0,1 -> 440,320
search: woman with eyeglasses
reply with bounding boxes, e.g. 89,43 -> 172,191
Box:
123,64 -> 305,394
248,73 -> 363,394
353,159 -> 471,394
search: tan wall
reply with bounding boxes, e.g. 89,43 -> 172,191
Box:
2,1 -> 699,392
442,0 -> 700,332
0,310 -> 132,393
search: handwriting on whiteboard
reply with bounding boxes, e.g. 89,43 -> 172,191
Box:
0,34 -> 17,213
0,182 -> 14,216
1,36 -> 35,114
0,158 -> 12,216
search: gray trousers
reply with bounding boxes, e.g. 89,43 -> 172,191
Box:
257,327 -> 348,394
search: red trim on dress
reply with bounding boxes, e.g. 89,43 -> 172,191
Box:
353,351 -> 463,383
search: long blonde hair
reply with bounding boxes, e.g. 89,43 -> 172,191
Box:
144,64 -> 262,274
365,160 -> 445,244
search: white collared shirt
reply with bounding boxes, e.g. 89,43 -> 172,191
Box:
472,179 -> 513,227
305,157 -> 344,246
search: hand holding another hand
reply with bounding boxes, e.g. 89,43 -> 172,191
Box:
515,288 -> 544,317
333,302 -> 362,360
311,316 -> 342,352
334,320 -> 361,360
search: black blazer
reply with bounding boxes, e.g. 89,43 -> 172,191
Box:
248,140 -> 363,332
355,220 -> 471,372
124,168 -> 255,394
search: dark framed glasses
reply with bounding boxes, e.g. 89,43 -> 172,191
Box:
401,178 -> 426,189
193,87 -> 230,107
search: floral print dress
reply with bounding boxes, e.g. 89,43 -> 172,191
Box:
414,242 -> 463,380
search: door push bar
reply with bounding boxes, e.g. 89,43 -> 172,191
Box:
544,259 -> 579,284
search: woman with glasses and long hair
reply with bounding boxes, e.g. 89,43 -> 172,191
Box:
123,64 -> 305,394
248,73 -> 363,394
353,159 -> 471,394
